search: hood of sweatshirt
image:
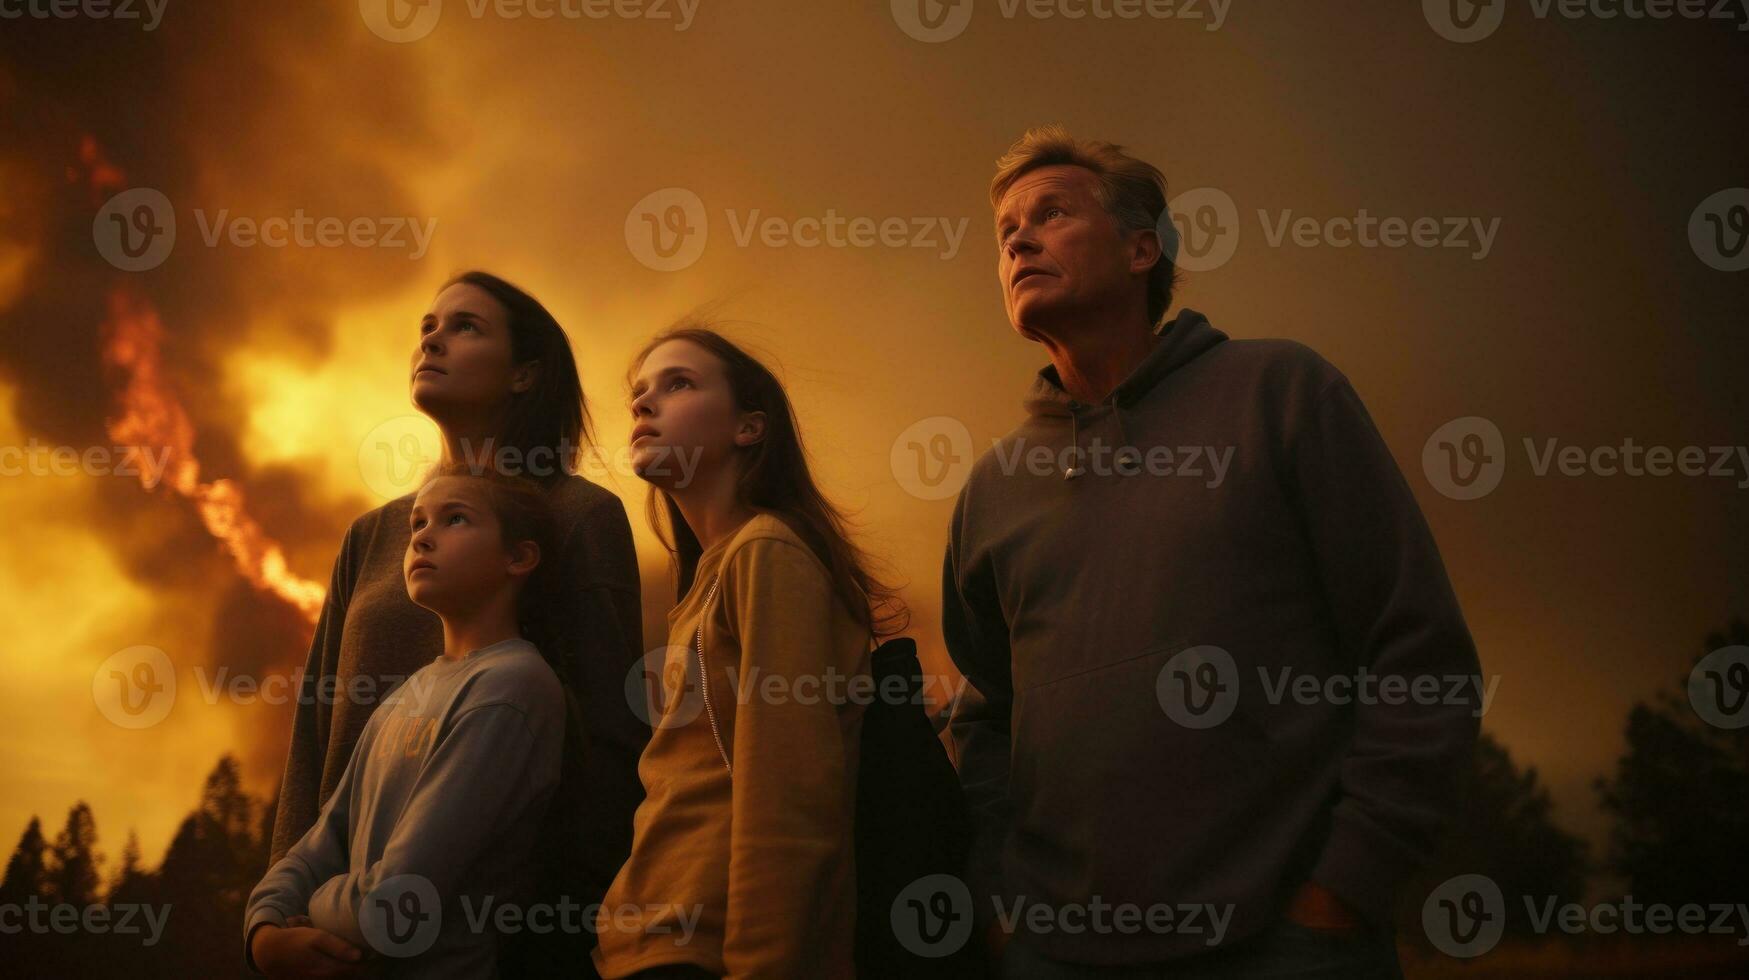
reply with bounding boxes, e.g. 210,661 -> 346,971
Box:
1021,308 -> 1229,478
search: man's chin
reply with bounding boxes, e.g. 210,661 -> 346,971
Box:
1009,299 -> 1070,342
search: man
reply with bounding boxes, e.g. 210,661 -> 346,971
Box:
942,125 -> 1483,978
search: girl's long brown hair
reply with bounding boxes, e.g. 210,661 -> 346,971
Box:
630,324 -> 908,638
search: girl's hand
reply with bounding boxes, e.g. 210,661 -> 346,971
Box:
251,922 -> 372,978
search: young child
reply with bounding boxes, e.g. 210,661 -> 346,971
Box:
245,465 -> 570,978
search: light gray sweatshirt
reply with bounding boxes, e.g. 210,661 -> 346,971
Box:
244,637 -> 563,978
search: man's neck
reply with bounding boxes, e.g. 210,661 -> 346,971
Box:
1035,312 -> 1160,404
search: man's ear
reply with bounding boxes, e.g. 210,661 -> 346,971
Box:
510,360 -> 541,395
735,411 -> 767,448
1129,227 -> 1163,277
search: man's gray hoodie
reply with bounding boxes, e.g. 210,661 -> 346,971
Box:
943,308 -> 1483,963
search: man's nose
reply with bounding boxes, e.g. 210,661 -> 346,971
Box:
1005,229 -> 1041,259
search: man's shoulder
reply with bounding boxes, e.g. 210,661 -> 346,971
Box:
1206,336 -> 1346,387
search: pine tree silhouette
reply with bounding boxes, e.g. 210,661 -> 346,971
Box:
1595,617 -> 1749,907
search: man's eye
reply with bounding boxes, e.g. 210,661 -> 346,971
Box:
1045,207 -> 1065,219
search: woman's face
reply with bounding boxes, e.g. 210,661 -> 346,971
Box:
410,282 -> 533,423
627,339 -> 759,490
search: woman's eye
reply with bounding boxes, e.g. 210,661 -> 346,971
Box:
1046,207 -> 1065,219
668,377 -> 690,391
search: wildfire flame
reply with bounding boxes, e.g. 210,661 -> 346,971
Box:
81,134 -> 324,628
100,288 -> 325,626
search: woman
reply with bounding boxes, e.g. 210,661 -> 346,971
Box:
592,324 -> 906,980
268,271 -> 647,975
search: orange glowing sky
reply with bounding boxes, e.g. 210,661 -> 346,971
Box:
0,2 -> 1744,872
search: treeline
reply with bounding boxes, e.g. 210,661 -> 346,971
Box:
0,755 -> 271,978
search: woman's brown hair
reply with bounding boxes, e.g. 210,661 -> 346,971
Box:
629,324 -> 908,638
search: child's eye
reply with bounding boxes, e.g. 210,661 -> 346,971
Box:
448,513 -> 467,525
411,517 -> 424,530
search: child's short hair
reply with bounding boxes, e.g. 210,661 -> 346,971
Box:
418,462 -> 562,646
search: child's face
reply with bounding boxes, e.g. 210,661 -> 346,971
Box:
626,339 -> 761,489
404,476 -> 534,615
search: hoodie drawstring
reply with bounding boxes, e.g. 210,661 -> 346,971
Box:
1064,400 -> 1140,480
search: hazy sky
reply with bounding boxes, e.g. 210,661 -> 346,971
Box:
1,1 -> 1744,868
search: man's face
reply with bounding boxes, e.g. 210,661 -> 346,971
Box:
994,164 -> 1153,338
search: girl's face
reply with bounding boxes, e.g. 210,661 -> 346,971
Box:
410,282 -> 535,422
404,476 -> 537,615
627,339 -> 761,490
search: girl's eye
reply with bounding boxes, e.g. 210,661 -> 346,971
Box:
411,518 -> 424,530
448,513 -> 467,525
457,322 -> 476,332
668,377 -> 691,391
